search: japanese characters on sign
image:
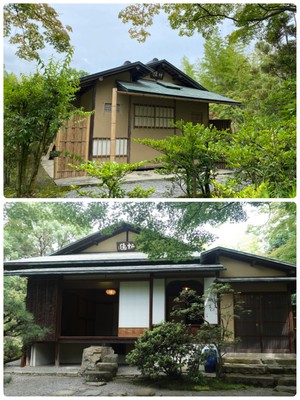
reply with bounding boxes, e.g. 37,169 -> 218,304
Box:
117,241 -> 136,252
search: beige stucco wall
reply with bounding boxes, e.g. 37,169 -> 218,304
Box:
81,231 -> 138,253
219,256 -> 286,278
76,88 -> 94,111
93,73 -> 130,140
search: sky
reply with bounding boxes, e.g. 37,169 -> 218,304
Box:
3,3 -> 233,76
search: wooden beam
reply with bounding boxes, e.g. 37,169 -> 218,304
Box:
110,88 -> 118,162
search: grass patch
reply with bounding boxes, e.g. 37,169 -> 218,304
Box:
4,165 -> 71,198
131,376 -> 253,392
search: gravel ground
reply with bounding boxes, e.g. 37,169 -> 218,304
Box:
4,373 -> 274,397
63,179 -> 186,198
62,170 -> 235,199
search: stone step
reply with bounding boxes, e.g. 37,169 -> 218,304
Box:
277,376 -> 297,386
224,353 -> 296,365
82,370 -> 113,382
224,373 -> 275,388
273,385 -> 296,395
224,373 -> 296,388
223,363 -> 296,375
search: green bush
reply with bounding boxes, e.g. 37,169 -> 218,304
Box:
126,321 -> 199,379
69,160 -> 155,198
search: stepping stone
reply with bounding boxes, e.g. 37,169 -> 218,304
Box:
51,390 -> 76,396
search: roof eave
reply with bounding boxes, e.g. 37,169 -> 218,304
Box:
80,62 -> 153,87
4,264 -> 224,277
117,85 -> 241,105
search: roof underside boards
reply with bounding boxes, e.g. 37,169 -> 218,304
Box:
4,263 -> 224,277
117,79 -> 241,105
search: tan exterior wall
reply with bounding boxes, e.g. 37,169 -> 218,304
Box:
93,73 -> 130,140
81,231 -> 138,253
176,100 -> 209,126
130,94 -> 176,163
219,256 -> 286,278
129,97 -> 209,164
78,88 -> 94,111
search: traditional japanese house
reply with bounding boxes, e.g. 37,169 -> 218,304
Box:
53,58 -> 240,179
4,223 -> 296,366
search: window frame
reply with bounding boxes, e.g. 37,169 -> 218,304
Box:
134,104 -> 175,129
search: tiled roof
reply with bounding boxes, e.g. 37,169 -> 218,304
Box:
117,79 -> 240,105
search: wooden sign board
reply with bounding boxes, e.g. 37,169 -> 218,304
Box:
117,242 -> 136,252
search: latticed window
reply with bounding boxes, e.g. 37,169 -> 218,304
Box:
93,138 -> 128,156
104,103 -> 120,112
134,105 -> 174,128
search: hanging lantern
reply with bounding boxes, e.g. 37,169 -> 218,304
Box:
106,289 -> 117,296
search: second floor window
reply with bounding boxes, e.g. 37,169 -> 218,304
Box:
134,104 -> 174,128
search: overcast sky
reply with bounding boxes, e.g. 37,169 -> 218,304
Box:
4,3 -> 234,76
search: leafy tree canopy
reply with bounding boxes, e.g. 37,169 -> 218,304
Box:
110,202 -> 247,260
4,202 -> 108,260
119,3 -> 296,45
4,3 -> 72,62
247,202 -> 296,264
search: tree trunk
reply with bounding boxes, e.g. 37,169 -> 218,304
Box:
28,120 -> 50,195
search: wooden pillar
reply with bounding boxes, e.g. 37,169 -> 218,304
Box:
149,275 -> 153,330
110,88 -> 118,162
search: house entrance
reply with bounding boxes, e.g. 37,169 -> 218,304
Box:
61,287 -> 119,336
234,293 -> 294,353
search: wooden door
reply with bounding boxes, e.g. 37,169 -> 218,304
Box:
234,293 -> 293,353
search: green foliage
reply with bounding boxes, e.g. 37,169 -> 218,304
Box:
172,284 -> 248,377
119,4 -> 296,45
4,56 -> 84,197
247,203 -> 296,264
181,32 -> 295,198
4,276 -> 48,363
136,121 -> 230,197
184,31 -> 296,124
127,284 -> 246,379
4,3 -> 72,61
117,202 -> 246,260
3,202 -> 106,260
126,322 -> 197,379
226,118 -> 296,198
69,160 -> 155,198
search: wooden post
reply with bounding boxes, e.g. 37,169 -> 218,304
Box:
85,115 -> 91,162
149,275 -> 153,330
110,88 -> 118,162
